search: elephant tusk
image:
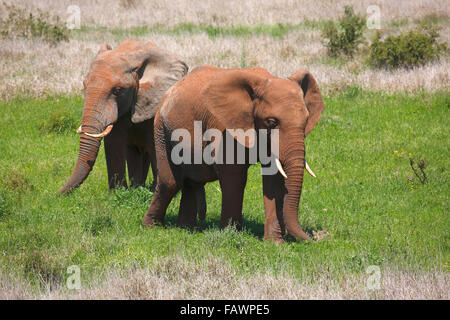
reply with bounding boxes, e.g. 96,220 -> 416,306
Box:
275,158 -> 288,179
274,158 -> 316,179
78,124 -> 113,138
305,161 -> 316,178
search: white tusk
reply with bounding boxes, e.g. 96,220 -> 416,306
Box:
82,124 -> 113,138
275,158 -> 287,179
305,161 -> 316,178
76,125 -> 82,134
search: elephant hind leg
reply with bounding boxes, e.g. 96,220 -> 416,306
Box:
143,181 -> 180,227
143,117 -> 178,227
147,122 -> 158,189
218,165 -> 249,230
177,184 -> 198,228
195,185 -> 207,221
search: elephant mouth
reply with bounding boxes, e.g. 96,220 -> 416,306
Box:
76,124 -> 114,138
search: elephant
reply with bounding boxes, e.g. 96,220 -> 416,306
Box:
142,65 -> 325,242
60,40 -> 188,193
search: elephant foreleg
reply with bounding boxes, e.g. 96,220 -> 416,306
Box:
127,145 -> 148,187
262,173 -> 286,242
142,152 -> 151,186
104,134 -> 127,189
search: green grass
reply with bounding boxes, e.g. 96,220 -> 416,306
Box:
0,90 -> 448,288
75,21 -> 324,40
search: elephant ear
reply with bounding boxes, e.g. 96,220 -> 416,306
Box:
97,43 -> 112,55
126,44 -> 189,123
288,69 -> 325,136
202,69 -> 267,148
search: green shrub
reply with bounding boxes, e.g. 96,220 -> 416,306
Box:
38,109 -> 77,134
23,250 -> 64,288
368,24 -> 446,69
0,190 -> 12,219
112,186 -> 153,210
1,169 -> 34,192
321,6 -> 366,57
0,3 -> 70,45
84,215 -> 115,236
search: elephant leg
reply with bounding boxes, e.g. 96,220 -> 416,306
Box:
177,184 -> 198,228
142,118 -> 180,227
127,145 -> 146,187
143,181 -> 180,227
141,151 -> 151,186
195,184 -> 206,221
147,119 -> 158,189
262,173 -> 286,242
149,148 -> 157,189
104,132 -> 127,189
218,165 -> 249,230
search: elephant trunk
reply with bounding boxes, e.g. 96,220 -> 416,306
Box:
281,132 -> 311,241
59,101 -> 106,194
59,135 -> 101,193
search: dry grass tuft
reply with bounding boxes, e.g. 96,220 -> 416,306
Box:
1,256 -> 448,300
3,0 -> 449,28
1,33 -> 448,100
0,1 -> 448,99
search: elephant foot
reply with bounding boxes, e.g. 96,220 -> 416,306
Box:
263,215 -> 285,243
219,219 -> 243,231
142,214 -> 163,228
176,220 -> 198,230
264,235 -> 284,244
176,210 -> 198,229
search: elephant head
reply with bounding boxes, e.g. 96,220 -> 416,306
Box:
203,68 -> 324,241
60,41 -> 188,193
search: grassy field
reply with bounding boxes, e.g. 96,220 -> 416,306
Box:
0,89 -> 448,298
0,0 -> 449,299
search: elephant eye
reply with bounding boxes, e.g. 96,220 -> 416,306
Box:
265,117 -> 279,129
113,87 -> 122,96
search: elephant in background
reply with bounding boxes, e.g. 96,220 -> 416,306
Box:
60,40 -> 188,193
142,66 -> 324,242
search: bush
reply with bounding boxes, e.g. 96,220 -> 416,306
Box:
38,109 -> 77,134
0,190 -> 12,219
0,3 -> 70,45
112,186 -> 153,210
1,169 -> 34,192
23,249 -> 64,288
84,215 -> 115,236
322,6 -> 366,57
368,24 -> 446,69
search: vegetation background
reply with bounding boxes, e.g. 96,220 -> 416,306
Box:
0,0 -> 448,299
